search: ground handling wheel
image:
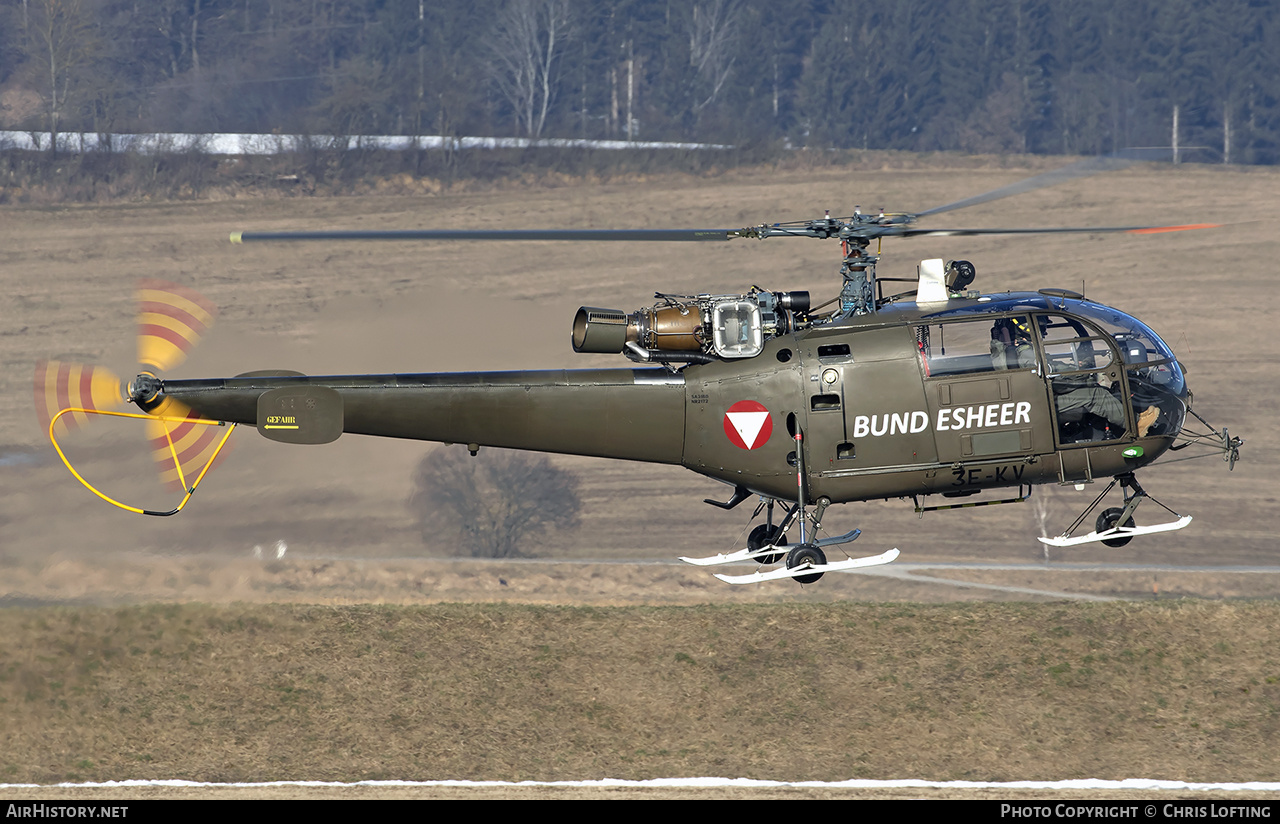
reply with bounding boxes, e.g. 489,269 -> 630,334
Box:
1096,507 -> 1136,548
785,544 -> 827,584
747,524 -> 788,565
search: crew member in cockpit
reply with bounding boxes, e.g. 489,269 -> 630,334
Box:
992,317 -> 1158,439
991,317 -> 1035,370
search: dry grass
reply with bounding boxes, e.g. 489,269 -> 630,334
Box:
1,600 -> 1278,784
5,553 -> 1280,609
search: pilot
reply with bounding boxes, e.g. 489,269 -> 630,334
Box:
991,317 -> 1034,370
994,317 -> 1159,438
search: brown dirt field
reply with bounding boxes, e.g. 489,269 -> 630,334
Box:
2,154 -> 1278,799
4,554 -> 1280,608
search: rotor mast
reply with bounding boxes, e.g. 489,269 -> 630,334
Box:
743,208 -> 913,317
838,236 -> 877,316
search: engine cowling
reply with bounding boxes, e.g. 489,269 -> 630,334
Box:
571,289 -> 810,362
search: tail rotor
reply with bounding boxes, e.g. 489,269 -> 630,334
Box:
35,360 -> 128,438
34,280 -> 235,513
136,278 -> 216,373
133,279 -> 226,490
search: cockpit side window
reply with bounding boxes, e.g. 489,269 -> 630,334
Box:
1037,314 -> 1115,378
1066,305 -> 1188,439
917,316 -> 1035,376
1035,314 -> 1129,443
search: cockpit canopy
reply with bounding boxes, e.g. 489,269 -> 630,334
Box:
919,294 -> 1184,387
914,292 -> 1188,442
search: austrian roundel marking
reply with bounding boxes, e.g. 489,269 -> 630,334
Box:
723,400 -> 773,450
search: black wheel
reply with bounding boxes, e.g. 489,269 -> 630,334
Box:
747,524 -> 788,565
1096,507 -> 1135,548
785,544 -> 827,584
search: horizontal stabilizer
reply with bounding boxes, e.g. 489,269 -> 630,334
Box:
256,385 -> 343,444
236,369 -> 306,379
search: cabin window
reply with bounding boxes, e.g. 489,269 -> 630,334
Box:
1034,315 -> 1129,444
1035,315 -> 1116,380
1042,339 -> 1114,376
917,316 -> 1033,377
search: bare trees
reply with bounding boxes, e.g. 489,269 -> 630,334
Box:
410,447 -> 581,559
687,0 -> 740,114
24,0 -> 96,149
5,0 -> 1280,163
484,0 -> 572,138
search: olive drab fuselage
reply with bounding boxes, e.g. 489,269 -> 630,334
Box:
681,292 -> 1187,503
149,291 -> 1189,509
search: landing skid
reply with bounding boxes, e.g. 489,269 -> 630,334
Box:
679,529 -> 861,567
713,548 -> 900,585
688,431 -> 902,585
679,546 -> 778,567
1040,472 -> 1189,549
1038,516 -> 1191,548
683,493 -> 898,584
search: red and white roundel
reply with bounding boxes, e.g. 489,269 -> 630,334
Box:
723,400 -> 773,450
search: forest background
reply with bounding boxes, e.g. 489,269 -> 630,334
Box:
0,0 -> 1276,168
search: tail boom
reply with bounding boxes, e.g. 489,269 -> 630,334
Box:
143,368 -> 687,464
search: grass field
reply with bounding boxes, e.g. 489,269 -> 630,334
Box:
2,600 -> 1278,786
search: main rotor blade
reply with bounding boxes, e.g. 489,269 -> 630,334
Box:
231,229 -> 738,243
897,222 -> 1221,238
914,147 -> 1173,219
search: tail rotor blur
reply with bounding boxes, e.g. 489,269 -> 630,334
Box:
34,279 -> 236,513
133,279 -> 225,489
35,360 -> 128,438
136,278 -> 216,373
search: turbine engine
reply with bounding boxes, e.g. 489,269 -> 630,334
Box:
572,288 -> 810,363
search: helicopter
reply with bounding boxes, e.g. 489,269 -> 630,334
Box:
36,150 -> 1244,585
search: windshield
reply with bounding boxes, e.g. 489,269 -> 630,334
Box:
1065,301 -> 1187,439
1069,302 -> 1185,395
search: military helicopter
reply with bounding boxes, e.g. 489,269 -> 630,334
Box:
36,150 -> 1243,584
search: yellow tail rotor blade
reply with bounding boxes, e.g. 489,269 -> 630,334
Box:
136,279 -> 218,373
34,360 -> 126,437
39,281 -> 232,515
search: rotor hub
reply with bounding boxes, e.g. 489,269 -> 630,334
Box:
128,372 -> 163,410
